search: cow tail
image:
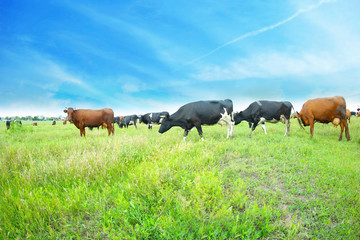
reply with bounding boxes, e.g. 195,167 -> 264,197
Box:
292,105 -> 304,130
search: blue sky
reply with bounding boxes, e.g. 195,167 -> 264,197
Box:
1,0 -> 360,117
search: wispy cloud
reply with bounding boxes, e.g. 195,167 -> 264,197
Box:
186,0 -> 337,65
193,51 -> 343,81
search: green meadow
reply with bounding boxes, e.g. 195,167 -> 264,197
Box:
1,119 -> 359,239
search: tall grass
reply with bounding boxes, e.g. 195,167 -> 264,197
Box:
1,119 -> 359,239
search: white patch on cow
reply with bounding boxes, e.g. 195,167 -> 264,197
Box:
261,123 -> 267,134
149,113 -> 153,121
218,107 -> 234,138
129,120 -> 134,125
256,101 -> 262,106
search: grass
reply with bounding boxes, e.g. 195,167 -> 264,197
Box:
0,119 -> 359,239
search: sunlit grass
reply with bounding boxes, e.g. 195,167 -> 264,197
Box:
1,119 -> 359,239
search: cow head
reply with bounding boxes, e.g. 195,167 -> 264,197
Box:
296,111 -> 306,129
158,115 -> 172,134
233,111 -> 244,125
64,107 -> 75,122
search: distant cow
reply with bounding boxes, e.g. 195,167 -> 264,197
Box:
346,109 -> 351,123
64,107 -> 114,137
52,120 -> 56,125
297,96 -> 350,141
139,111 -> 170,129
113,116 -> 124,128
63,119 -> 67,125
233,101 -> 296,138
6,120 -> 11,130
358,112 -> 360,117
33,122 -> 38,126
119,115 -> 138,128
159,99 -> 234,141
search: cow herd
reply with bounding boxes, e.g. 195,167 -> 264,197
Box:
60,96 -> 357,141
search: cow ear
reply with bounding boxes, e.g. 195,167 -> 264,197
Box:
64,110 -> 67,113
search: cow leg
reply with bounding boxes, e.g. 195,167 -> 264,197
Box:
261,123 -> 267,134
284,119 -> 290,137
183,130 -> 189,142
345,122 -> 350,141
227,121 -> 234,138
309,120 -> 314,138
195,125 -> 204,140
339,121 -> 344,141
249,122 -> 258,138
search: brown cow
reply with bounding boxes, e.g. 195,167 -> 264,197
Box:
63,119 -> 67,125
358,112 -> 360,117
52,120 -> 56,125
297,96 -> 350,141
63,107 -> 114,137
345,109 -> 351,123
33,122 -> 38,126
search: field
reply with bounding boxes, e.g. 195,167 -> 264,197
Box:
1,118 -> 360,239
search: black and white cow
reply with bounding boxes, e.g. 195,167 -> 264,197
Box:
139,111 -> 170,129
233,100 -> 294,138
159,99 -> 234,141
120,115 -> 138,128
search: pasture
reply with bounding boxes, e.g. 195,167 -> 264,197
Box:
1,119 -> 359,239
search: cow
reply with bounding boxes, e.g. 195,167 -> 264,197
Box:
33,122 -> 38,126
233,100 -> 297,138
64,107 -> 114,137
119,115 -> 138,129
297,96 -> 350,141
350,111 -> 356,116
63,119 -> 67,125
158,99 -> 234,141
113,116 -> 124,128
52,120 -> 56,125
358,112 -> 360,117
346,109 -> 351,123
139,111 -> 170,129
6,120 -> 11,130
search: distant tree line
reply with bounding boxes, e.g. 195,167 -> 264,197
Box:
0,116 -> 64,121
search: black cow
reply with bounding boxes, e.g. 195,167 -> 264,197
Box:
350,111 -> 356,116
120,115 -> 138,128
6,120 -> 11,130
159,99 -> 234,141
233,100 -> 296,138
139,111 -> 169,129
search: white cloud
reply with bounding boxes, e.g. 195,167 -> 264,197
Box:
193,51 -> 344,81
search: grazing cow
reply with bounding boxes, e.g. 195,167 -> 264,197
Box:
64,107 -> 114,137
346,109 -> 351,123
63,119 -> 67,125
159,99 -> 234,141
233,101 -> 296,138
6,120 -> 11,130
113,116 -> 124,128
139,111 -> 170,129
358,112 -> 360,117
297,96 -> 350,141
33,122 -> 38,126
119,115 -> 138,128
52,120 -> 56,125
